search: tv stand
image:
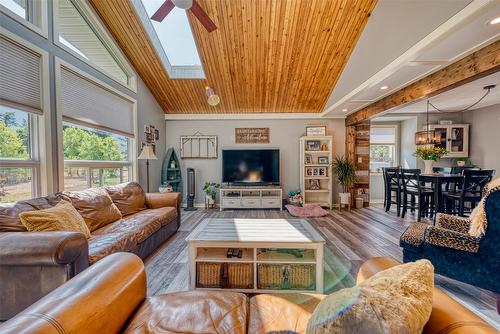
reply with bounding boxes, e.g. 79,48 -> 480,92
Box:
220,186 -> 282,211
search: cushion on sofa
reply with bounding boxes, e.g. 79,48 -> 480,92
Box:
19,200 -> 91,239
92,207 -> 176,245
105,182 -> 146,216
249,293 -> 326,334
88,232 -> 137,264
0,194 -> 66,232
123,291 -> 248,334
306,259 -> 434,334
63,188 -> 122,231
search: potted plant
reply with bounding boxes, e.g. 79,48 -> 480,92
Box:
203,181 -> 220,205
330,156 -> 356,205
414,146 -> 448,174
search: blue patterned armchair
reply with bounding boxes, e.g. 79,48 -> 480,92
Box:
399,186 -> 500,293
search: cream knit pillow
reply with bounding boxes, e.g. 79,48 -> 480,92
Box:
307,260 -> 434,334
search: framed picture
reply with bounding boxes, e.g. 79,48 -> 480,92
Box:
305,154 -> 312,164
319,167 -> 326,176
306,168 -> 313,176
306,140 -> 321,151
146,133 -> 153,143
313,168 -> 319,176
306,126 -> 326,137
318,156 -> 329,164
309,179 -> 320,190
144,125 -> 151,134
155,129 -> 160,140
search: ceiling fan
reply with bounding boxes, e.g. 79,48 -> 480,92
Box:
151,0 -> 217,32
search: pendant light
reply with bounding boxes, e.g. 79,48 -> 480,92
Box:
415,100 -> 440,146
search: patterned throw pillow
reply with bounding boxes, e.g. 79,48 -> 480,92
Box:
19,200 -> 91,238
469,177 -> 500,237
306,260 -> 434,334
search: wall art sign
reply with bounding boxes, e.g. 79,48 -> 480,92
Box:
306,126 -> 326,136
235,128 -> 270,144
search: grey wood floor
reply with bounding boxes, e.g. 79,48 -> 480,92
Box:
144,206 -> 499,329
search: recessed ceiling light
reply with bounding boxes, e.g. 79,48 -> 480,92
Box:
489,17 -> 500,25
380,86 -> 388,90
342,108 -> 348,112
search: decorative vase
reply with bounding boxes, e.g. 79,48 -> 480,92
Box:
339,192 -> 351,205
423,160 -> 434,174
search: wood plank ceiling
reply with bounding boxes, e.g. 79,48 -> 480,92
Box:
90,0 -> 377,114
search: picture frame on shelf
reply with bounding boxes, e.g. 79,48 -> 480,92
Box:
313,168 -> 319,176
319,167 -> 326,176
318,156 -> 329,164
305,154 -> 312,164
306,168 -> 313,176
309,179 -> 320,190
306,140 -> 321,151
321,143 -> 328,151
306,126 -> 326,137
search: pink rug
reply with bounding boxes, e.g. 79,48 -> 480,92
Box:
285,203 -> 329,217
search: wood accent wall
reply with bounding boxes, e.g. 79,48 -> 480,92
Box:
346,123 -> 370,206
346,40 -> 500,126
90,0 -> 377,114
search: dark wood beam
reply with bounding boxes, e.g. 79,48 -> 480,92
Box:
346,40 -> 500,126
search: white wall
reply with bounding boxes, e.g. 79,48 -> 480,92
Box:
136,77 -> 166,191
165,119 -> 345,204
400,117 -> 417,169
463,104 -> 500,174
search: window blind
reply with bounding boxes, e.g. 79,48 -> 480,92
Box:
0,35 -> 43,114
59,66 -> 135,137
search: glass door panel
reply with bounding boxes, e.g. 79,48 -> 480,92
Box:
433,127 -> 448,151
450,127 -> 465,153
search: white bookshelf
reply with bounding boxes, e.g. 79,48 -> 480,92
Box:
300,136 -> 333,209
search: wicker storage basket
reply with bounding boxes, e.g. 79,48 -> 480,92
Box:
257,263 -> 315,290
196,262 -> 253,289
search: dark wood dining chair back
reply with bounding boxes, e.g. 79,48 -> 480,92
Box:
383,167 -> 401,215
461,169 -> 495,197
400,169 -> 421,191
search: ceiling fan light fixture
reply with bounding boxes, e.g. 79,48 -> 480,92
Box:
489,16 -> 500,25
172,0 -> 193,10
205,86 -> 220,106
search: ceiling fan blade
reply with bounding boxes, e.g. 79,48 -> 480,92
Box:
190,0 -> 217,32
151,0 -> 175,22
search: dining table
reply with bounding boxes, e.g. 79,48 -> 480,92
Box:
419,173 -> 464,217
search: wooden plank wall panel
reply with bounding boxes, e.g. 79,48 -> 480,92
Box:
90,0 -> 377,114
346,40 -> 500,125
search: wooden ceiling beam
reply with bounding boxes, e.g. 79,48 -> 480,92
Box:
345,40 -> 500,126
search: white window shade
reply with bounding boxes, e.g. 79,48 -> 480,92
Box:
59,66 -> 135,137
0,35 -> 42,114
371,127 -> 396,144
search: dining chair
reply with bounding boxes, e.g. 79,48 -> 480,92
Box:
443,169 -> 495,216
383,167 -> 401,216
400,169 -> 434,222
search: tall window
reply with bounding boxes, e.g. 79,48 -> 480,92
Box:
0,0 -> 44,32
63,123 -> 131,191
370,126 -> 398,173
55,0 -> 133,87
0,107 -> 39,203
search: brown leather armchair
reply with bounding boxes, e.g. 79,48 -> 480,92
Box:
0,232 -> 88,320
1,254 -> 497,334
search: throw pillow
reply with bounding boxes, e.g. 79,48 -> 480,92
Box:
306,259 -> 434,334
19,200 -> 91,238
64,188 -> 122,232
469,177 -> 500,237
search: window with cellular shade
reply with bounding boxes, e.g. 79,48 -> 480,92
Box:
59,65 -> 135,138
0,35 -> 42,114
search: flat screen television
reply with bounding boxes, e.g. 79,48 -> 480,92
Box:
222,149 -> 280,185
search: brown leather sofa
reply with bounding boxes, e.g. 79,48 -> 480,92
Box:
0,253 -> 496,334
0,182 -> 180,320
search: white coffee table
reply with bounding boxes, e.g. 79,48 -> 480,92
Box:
186,218 -> 325,293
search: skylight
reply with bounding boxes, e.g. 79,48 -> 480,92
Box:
138,0 -> 205,79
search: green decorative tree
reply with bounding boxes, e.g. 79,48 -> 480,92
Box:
0,120 -> 28,159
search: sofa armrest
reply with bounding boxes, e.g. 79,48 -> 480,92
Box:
425,226 -> 480,253
146,192 -> 181,209
146,192 -> 181,228
435,213 -> 471,234
0,253 -> 146,334
0,232 -> 89,268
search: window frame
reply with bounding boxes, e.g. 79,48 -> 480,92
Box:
0,110 -> 41,201
52,0 -> 137,91
0,0 -> 48,38
55,57 -> 138,191
369,124 -> 399,173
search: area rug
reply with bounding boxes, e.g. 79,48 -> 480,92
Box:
285,203 -> 329,217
